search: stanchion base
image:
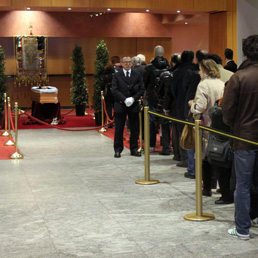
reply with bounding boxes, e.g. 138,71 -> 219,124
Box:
2,131 -> 9,136
85,112 -> 88,115
10,152 -> 24,159
92,117 -> 95,120
99,127 -> 107,132
4,140 -> 15,146
135,179 -> 160,185
184,213 -> 215,221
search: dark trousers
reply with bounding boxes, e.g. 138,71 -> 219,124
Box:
161,120 -> 171,153
214,165 -> 233,201
172,124 -> 181,160
203,160 -> 212,191
114,112 -> 139,153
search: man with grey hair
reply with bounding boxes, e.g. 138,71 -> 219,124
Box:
144,45 -> 169,152
137,54 -> 146,65
132,56 -> 145,76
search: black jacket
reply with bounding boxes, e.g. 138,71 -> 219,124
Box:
224,60 -> 237,73
112,69 -> 145,113
144,56 -> 169,107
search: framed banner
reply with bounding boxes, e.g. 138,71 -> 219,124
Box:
14,35 -> 48,87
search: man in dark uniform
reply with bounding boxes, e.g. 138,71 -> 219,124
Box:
112,56 -> 145,158
224,48 -> 237,73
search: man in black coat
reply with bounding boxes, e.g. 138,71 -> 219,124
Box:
224,48 -> 237,73
112,56 -> 145,158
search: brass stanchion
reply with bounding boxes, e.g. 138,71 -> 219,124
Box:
99,91 -> 107,132
2,93 -> 9,136
136,106 -> 159,185
4,97 -> 14,146
10,102 -> 23,159
184,120 -> 214,221
138,100 -> 143,153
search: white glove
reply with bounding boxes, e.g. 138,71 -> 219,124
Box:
124,97 -> 134,107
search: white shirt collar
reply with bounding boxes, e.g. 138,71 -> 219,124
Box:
123,69 -> 131,76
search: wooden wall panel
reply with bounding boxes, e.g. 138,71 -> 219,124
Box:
0,0 -> 11,7
161,0 -> 193,10
209,11 -> 237,65
12,0 -> 52,7
90,0 -> 126,8
209,12 -> 227,61
127,0 -> 158,9
194,0 -> 226,11
136,38 -> 172,64
51,0 -> 90,8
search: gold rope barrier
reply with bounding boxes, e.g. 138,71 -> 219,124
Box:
2,93 -> 9,136
4,97 -> 14,146
136,106 -> 159,185
99,91 -> 107,133
10,102 -> 23,159
138,100 -> 143,153
184,120 -> 214,221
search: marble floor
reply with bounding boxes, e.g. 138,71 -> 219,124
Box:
1,128 -> 258,258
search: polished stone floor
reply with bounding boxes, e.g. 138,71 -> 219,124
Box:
1,128 -> 258,258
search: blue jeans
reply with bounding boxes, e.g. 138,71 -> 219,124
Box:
234,149 -> 258,235
187,150 -> 195,175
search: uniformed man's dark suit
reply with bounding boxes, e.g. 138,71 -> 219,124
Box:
112,69 -> 145,155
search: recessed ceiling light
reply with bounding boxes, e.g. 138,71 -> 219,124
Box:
177,10 -> 181,13
99,13 -> 102,15
107,8 -> 111,11
185,22 -> 188,25
90,14 -> 93,18
146,9 -> 150,12
27,7 -> 31,10
95,13 -> 98,16
68,8 -> 72,11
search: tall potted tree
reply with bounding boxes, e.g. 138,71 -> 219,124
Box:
0,45 -> 8,123
92,39 -> 109,125
70,44 -> 88,116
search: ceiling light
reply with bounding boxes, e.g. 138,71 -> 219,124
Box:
177,10 -> 181,13
146,9 -> 150,12
26,7 -> 31,10
185,22 -> 188,25
68,8 -> 72,11
99,13 -> 102,15
90,14 -> 93,18
95,13 -> 98,16
107,8 -> 111,11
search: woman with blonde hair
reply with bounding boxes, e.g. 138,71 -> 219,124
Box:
188,59 -> 225,196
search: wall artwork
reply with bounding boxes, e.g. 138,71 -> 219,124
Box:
14,35 -> 48,87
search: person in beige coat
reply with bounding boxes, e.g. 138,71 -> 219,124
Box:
188,59 -> 225,196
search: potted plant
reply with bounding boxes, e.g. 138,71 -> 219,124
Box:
0,45 -> 8,124
92,39 -> 109,125
70,44 -> 88,116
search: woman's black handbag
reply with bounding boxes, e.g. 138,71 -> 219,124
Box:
206,134 -> 233,168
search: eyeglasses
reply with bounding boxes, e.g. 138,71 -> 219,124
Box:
122,61 -> 132,64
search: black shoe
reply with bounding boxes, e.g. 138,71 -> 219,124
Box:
131,151 -> 141,157
202,189 -> 212,197
176,161 -> 188,168
114,152 -> 121,158
159,151 -> 171,156
184,172 -> 195,179
215,198 -> 233,205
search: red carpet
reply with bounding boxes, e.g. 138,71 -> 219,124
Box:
100,127 -> 162,152
0,135 -> 20,160
16,109 -> 97,130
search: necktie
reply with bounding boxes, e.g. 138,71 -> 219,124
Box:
126,71 -> 129,78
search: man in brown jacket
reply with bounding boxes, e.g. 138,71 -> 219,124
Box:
222,35 -> 258,240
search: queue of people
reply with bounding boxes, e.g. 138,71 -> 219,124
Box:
101,35 -> 258,240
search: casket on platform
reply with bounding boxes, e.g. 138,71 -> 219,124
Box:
31,86 -> 58,104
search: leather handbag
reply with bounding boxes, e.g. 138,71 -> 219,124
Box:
180,123 -> 195,150
206,134 -> 233,168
